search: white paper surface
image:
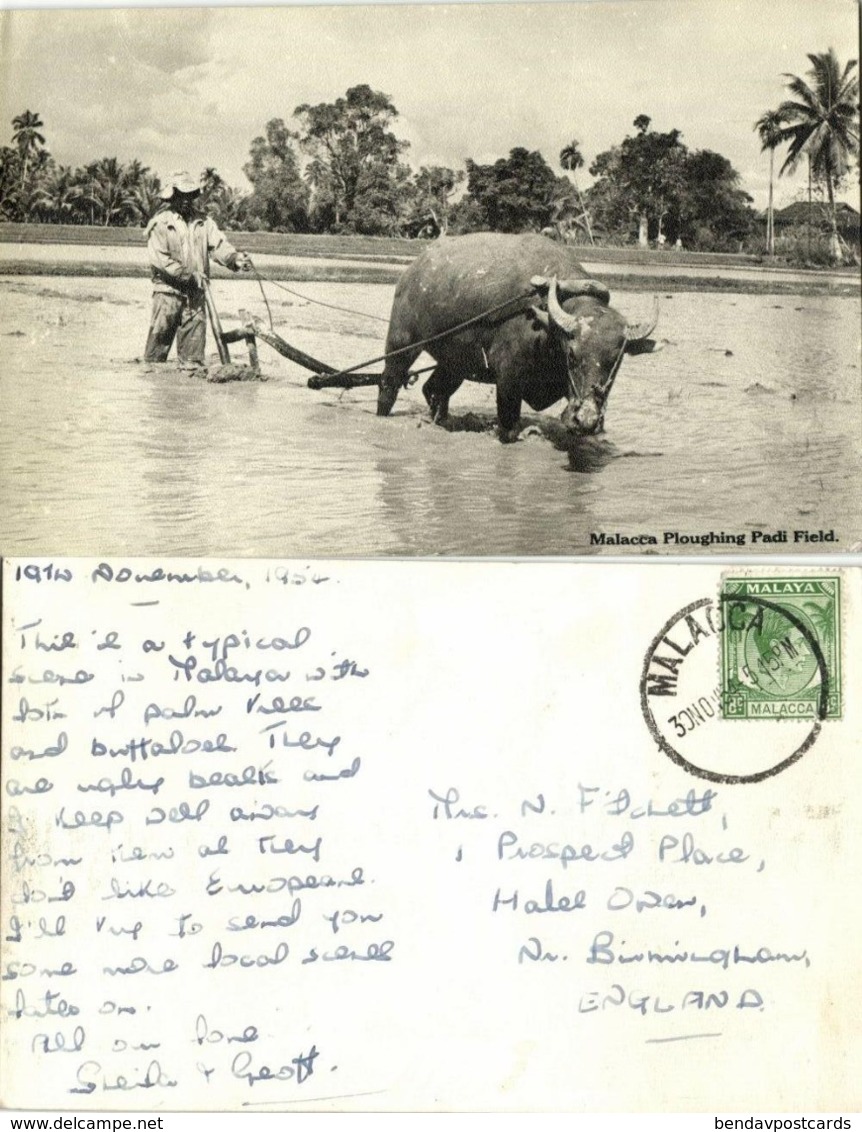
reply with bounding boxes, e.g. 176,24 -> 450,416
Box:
2,559 -> 859,1111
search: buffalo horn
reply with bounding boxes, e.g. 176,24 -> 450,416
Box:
625,295 -> 660,342
546,277 -> 581,335
558,277 -> 611,305
532,275 -> 611,305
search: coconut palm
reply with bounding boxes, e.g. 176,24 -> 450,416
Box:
774,49 -> 859,261
13,148 -> 54,221
559,138 -> 594,244
200,167 -> 226,220
11,109 -> 46,195
754,109 -> 784,254
128,172 -> 164,225
123,159 -> 151,194
0,146 -> 22,217
45,165 -> 85,223
79,157 -> 138,226
211,185 -> 248,229
200,166 -> 225,198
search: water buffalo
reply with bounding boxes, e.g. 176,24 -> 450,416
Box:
376,232 -> 660,443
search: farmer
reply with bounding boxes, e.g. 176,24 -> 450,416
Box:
144,171 -> 252,365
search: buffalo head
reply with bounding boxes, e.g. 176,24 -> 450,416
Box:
531,275 -> 660,435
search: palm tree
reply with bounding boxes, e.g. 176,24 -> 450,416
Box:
124,159 -> 151,194
211,185 -> 248,229
200,166 -> 225,197
129,172 -> 163,225
79,157 -> 138,226
36,164 -> 80,223
12,109 -> 46,195
560,139 -> 584,178
0,146 -> 22,218
774,49 -> 859,261
754,109 -> 784,255
200,167 -> 228,221
559,138 -> 594,244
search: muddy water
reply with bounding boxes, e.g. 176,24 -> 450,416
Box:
1,274 -> 859,557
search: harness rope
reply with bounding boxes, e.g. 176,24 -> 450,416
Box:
589,333 -> 629,401
247,261 -> 634,401
250,264 -> 389,328
250,263 -> 275,331
298,290 -> 539,385
248,260 -> 538,386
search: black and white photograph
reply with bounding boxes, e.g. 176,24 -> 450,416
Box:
0,0 -> 859,558
0,0 -> 856,556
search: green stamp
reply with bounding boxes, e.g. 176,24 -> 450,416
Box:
720,575 -> 841,720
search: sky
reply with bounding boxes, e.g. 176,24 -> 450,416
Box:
0,0 -> 858,211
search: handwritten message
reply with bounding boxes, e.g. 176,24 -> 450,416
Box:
2,560 -> 859,1111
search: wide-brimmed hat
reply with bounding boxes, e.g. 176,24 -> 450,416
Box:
159,171 -> 201,200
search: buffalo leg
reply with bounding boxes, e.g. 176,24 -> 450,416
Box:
496,382 -> 522,444
377,342 -> 421,417
422,365 -> 464,424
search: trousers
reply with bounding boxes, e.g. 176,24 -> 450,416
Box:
144,292 -> 206,364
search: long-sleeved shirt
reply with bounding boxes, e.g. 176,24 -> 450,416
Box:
146,209 -> 239,295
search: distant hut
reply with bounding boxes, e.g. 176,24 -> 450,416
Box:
773,201 -> 860,259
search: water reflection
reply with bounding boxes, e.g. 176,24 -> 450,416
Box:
436,409 -> 648,476
138,368 -> 211,540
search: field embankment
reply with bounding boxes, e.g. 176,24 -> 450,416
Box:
1,223 -> 858,295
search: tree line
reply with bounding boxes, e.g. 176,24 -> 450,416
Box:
1,50 -> 857,259
0,98 -> 754,251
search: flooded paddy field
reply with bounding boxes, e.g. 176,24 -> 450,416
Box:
1,271 -> 859,557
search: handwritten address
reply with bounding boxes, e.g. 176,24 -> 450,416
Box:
1,560 -> 841,1110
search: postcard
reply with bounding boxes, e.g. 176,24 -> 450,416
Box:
2,558 -> 859,1110
0,0 -> 859,557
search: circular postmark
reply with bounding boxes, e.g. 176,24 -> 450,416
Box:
640,592 -> 831,785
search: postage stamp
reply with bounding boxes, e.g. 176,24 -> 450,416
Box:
719,575 -> 841,721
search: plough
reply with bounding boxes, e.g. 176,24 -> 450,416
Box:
202,278 -> 385,389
